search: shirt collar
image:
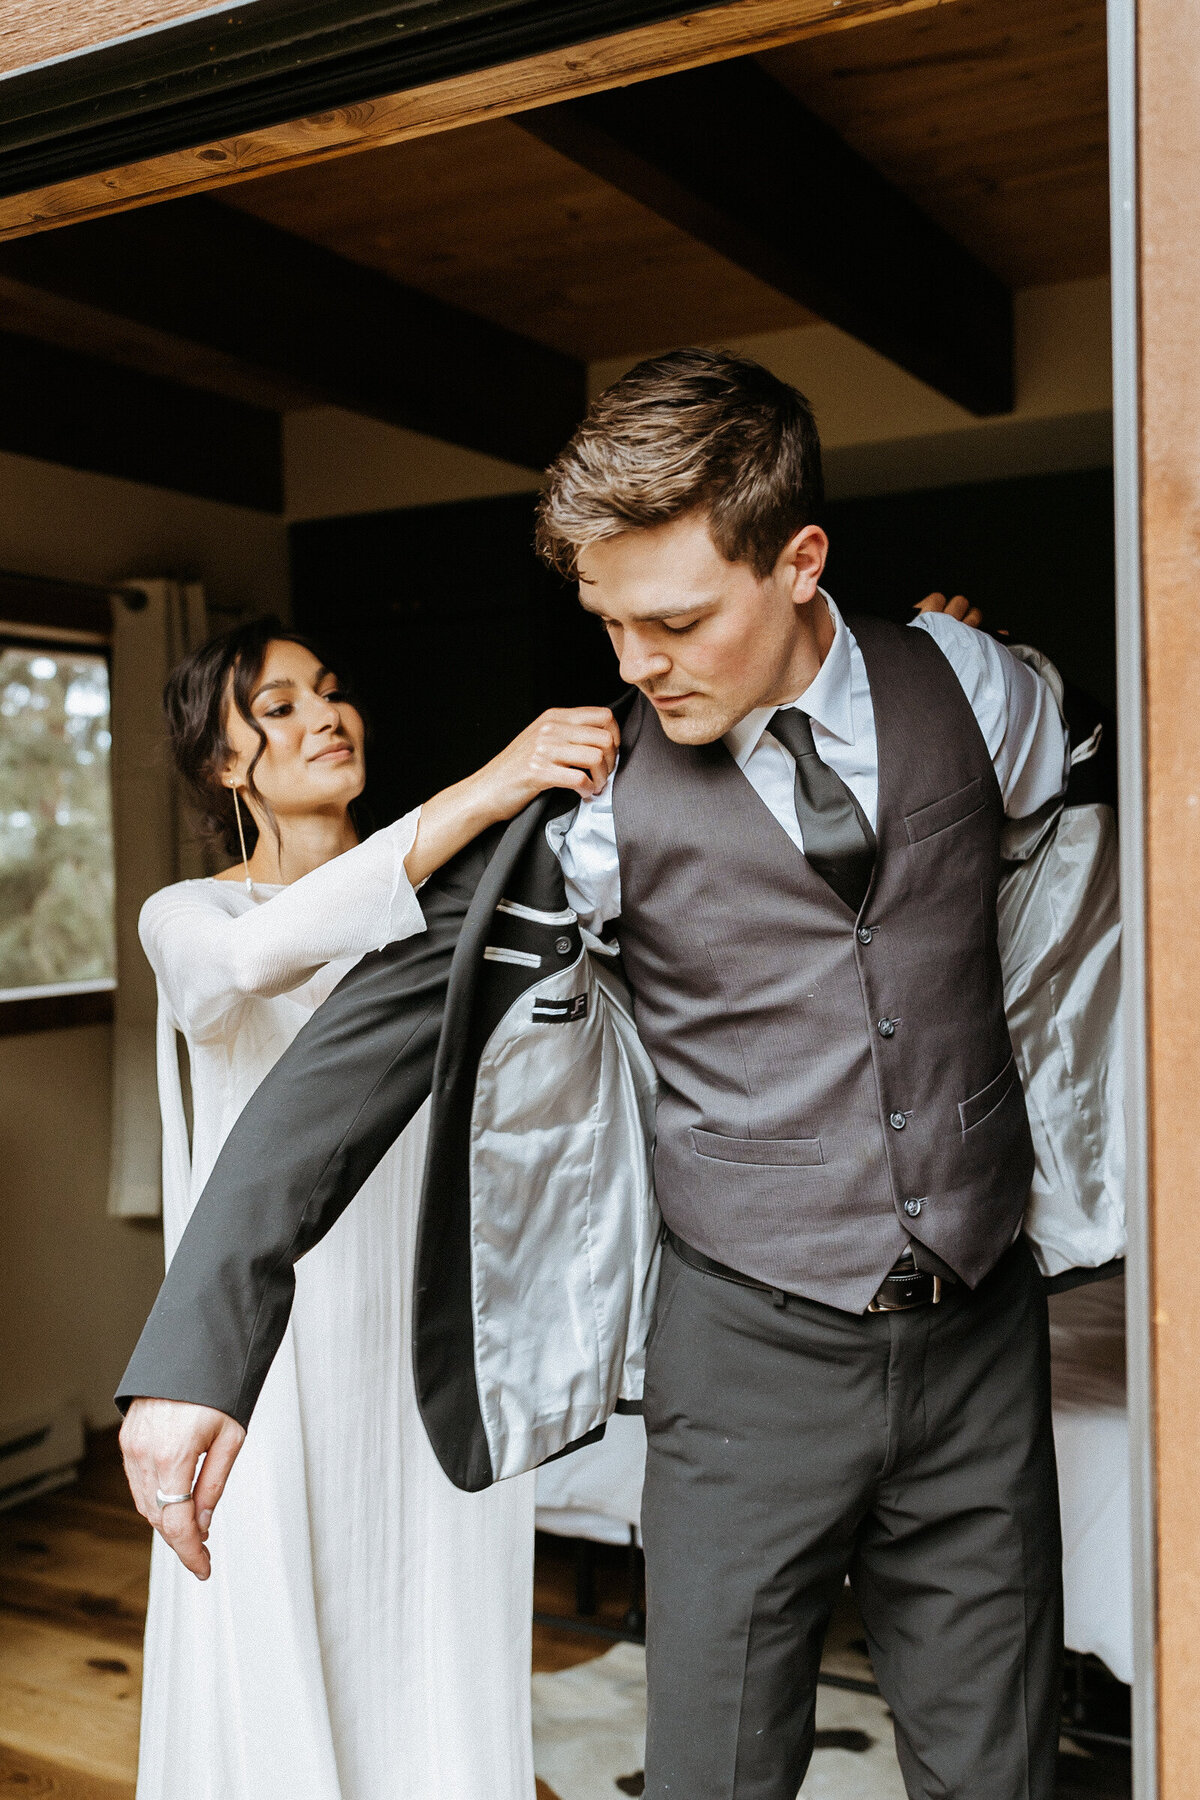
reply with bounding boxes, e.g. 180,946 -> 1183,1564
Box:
724,590 -> 856,771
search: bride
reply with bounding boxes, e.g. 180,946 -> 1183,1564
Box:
128,614 -> 618,1800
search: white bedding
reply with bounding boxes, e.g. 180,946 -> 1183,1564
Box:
1048,1274 -> 1131,1682
536,1275 -> 1133,1684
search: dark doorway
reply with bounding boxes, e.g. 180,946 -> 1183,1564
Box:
824,466 -> 1116,710
290,491 -> 619,825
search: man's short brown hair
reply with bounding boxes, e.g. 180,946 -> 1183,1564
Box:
535,347 -> 823,581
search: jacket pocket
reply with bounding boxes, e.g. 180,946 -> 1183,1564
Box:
905,776 -> 985,845
959,1054 -> 1019,1134
691,1128 -> 824,1167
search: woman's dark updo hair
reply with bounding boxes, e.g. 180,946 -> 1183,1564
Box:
164,614 -> 360,860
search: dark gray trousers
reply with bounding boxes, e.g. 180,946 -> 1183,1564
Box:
641,1238 -> 1063,1800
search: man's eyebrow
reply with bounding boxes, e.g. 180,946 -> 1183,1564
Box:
578,597 -> 716,622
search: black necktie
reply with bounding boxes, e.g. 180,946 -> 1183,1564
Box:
768,707 -> 876,914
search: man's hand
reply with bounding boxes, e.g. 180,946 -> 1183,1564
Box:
119,1397 -> 246,1580
914,591 -> 987,630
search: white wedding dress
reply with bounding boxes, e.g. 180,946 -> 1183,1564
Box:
134,810 -> 536,1800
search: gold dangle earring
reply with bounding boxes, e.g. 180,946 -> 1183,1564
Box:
228,781 -> 253,891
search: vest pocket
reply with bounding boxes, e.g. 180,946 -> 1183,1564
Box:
691,1128 -> 824,1166
904,776 -> 985,844
959,1054 -> 1018,1133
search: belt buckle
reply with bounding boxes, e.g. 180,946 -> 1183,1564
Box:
867,1274 -> 942,1314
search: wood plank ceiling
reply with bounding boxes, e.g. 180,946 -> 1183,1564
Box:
761,0 -> 1110,289
0,0 -> 1109,506
224,122 -> 816,361
224,0 -> 1108,361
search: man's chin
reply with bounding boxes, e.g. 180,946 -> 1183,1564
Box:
653,704 -> 728,746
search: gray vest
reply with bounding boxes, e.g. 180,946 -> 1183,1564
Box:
611,614 -> 1035,1311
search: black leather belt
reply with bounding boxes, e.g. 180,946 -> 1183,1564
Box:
664,1231 -> 942,1313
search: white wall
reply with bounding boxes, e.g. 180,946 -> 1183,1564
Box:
284,409 -> 539,523
0,450 -> 289,614
0,1027 -> 168,1427
592,276 -> 1114,499
0,453 -> 289,1428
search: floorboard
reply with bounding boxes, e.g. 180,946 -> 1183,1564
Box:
0,1739 -> 134,1798
0,1614 -> 140,1783
0,1506 -> 150,1646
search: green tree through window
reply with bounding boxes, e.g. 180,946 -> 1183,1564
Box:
0,645 -> 115,994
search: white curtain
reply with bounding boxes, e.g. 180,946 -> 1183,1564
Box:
107,580 -> 208,1221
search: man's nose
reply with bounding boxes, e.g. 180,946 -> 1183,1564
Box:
619,637 -> 671,686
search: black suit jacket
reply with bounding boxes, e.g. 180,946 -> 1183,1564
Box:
118,690 -> 654,1491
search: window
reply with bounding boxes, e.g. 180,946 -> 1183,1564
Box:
0,573 -> 117,1034
0,642 -> 115,997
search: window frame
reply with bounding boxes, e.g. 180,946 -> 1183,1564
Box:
0,570 -> 121,1037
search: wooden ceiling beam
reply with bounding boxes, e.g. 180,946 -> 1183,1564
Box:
0,327 -> 282,509
0,196 -> 585,469
0,0 -> 960,241
520,56 -> 1014,415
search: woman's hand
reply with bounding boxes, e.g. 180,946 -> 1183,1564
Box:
404,706 -> 619,889
474,706 -> 620,818
120,1397 -> 246,1580
914,591 -> 986,629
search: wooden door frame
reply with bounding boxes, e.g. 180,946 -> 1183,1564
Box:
1123,0 -> 1200,1794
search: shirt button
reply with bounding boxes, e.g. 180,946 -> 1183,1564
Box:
889,1111 -> 907,1130
877,1018 -> 896,1038
555,936 -> 573,955
857,926 -> 874,944
904,1198 -> 923,1218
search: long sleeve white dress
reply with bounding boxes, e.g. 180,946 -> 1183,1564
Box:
134,810 -> 537,1800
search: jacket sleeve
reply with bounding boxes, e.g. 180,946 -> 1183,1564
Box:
115,834 -> 495,1426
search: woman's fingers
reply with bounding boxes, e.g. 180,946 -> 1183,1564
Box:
538,748 -> 608,795
914,592 -> 985,630
119,1398 -> 245,1581
540,706 -> 618,730
475,706 -> 619,818
191,1417 -> 247,1536
157,1498 -> 211,1580
527,708 -> 618,796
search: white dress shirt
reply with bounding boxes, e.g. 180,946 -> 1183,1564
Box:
552,593 -> 1070,938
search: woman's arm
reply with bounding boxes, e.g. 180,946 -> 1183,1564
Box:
404,705 -> 618,888
142,705 -> 619,1040
140,807 -> 428,1040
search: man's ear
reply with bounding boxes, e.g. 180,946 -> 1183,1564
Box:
777,523 -> 829,605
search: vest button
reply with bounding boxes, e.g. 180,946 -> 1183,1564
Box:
555,936 -> 573,955
904,1198 -> 923,1218
877,1018 -> 896,1038
857,926 -> 874,944
889,1111 -> 907,1130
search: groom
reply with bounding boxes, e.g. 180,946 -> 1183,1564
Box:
120,349 -> 1067,1799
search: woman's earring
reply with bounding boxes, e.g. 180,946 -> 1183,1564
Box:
229,782 -> 253,891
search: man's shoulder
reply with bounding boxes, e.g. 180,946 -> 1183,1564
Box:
905,610 -> 1018,702
848,609 -> 970,679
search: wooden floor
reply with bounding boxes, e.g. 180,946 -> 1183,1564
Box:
0,1434 -> 146,1796
1,1433 -> 1130,1800
0,1430 -> 615,1798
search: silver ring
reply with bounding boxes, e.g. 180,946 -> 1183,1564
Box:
156,1487 -> 193,1507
